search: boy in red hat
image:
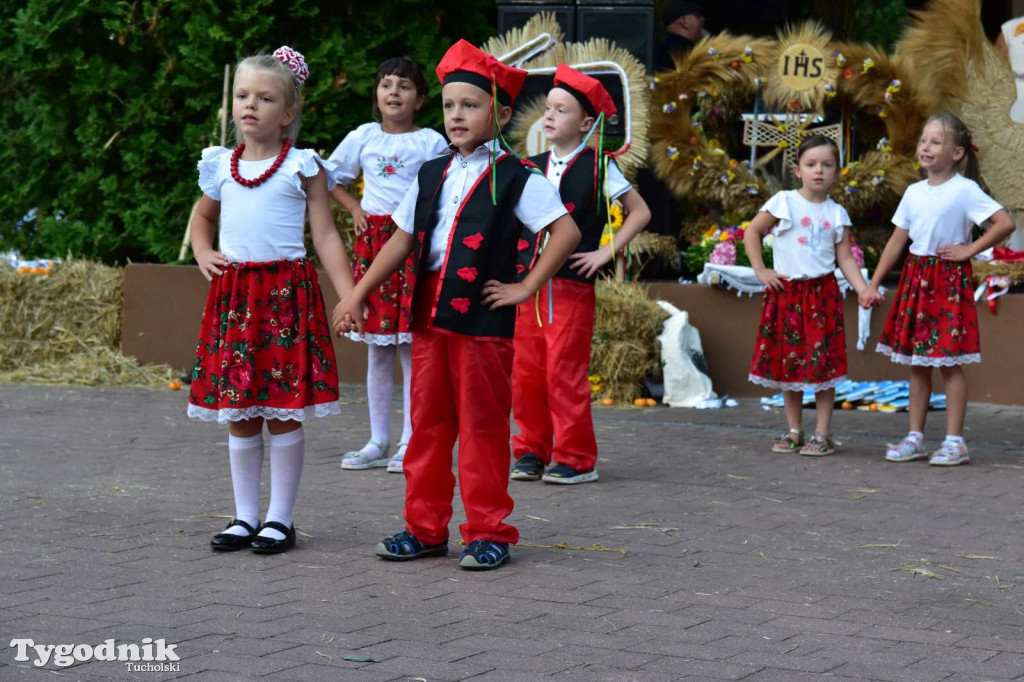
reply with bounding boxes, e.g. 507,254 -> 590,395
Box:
334,40 -> 580,570
511,63 -> 650,485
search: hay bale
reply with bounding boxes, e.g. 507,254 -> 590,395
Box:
0,262 -> 177,388
590,280 -> 670,403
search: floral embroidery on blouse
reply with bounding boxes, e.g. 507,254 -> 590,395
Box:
376,155 -> 404,179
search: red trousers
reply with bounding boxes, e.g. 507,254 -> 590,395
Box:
512,277 -> 598,471
402,273 -> 519,546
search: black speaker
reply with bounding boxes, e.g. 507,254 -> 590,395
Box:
576,4 -> 656,72
497,4 -> 576,39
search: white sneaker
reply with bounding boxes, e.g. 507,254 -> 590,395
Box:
885,434 -> 927,462
929,439 -> 970,466
341,440 -> 389,470
387,441 -> 409,474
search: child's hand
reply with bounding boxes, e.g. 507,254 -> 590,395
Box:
568,248 -> 613,279
936,244 -> 973,262
351,208 -> 369,236
195,248 -> 229,281
332,297 -> 365,336
754,267 -> 786,292
858,286 -> 884,309
481,280 -> 531,310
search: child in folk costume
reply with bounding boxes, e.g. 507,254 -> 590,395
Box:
863,112 -> 1014,466
189,48 -> 355,554
328,57 -> 448,474
744,135 -> 879,456
334,40 -> 581,570
511,64 -> 650,485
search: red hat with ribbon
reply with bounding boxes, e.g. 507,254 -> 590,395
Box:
553,63 -> 617,119
435,39 -> 528,106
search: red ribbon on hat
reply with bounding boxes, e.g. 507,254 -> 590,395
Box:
272,46 -> 309,85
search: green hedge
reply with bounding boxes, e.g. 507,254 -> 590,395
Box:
0,0 -> 494,263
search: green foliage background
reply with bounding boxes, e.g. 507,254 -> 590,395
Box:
0,0 -> 494,263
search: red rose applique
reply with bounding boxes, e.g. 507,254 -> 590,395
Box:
564,201 -> 576,214
462,233 -> 484,250
517,238 -> 530,252
450,298 -> 471,313
456,267 -> 478,283
516,264 -> 526,275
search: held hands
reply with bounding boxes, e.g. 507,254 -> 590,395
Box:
858,285 -> 885,309
351,208 -> 369,236
754,267 -> 786,292
568,248 -> 613,279
332,297 -> 366,336
481,280 -> 531,310
195,248 -> 229,281
936,244 -> 973,262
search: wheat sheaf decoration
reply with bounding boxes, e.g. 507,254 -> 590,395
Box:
760,21 -> 839,113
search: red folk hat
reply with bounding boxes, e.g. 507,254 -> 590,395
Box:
553,63 -> 617,119
435,39 -> 528,106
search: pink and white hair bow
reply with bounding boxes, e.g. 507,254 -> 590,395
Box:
273,46 -> 309,85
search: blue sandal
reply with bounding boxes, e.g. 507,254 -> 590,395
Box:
458,540 -> 510,570
374,530 -> 448,561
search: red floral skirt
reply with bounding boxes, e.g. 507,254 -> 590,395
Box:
877,254 -> 980,366
749,273 -> 848,391
187,259 -> 341,423
348,214 -> 415,345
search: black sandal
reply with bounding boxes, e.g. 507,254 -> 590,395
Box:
210,518 -> 258,551
249,521 -> 296,554
374,530 -> 448,561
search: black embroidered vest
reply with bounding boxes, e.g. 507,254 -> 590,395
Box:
516,148 -> 609,285
412,153 -> 533,338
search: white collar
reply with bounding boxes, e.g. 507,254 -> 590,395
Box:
549,141 -> 587,166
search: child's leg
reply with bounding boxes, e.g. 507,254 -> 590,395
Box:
223,418 -> 264,537
814,388 -> 836,435
398,342 -> 413,445
343,345 -> 394,466
401,328 -> 458,546
260,420 -> 304,540
511,307 -> 553,463
454,334 -> 519,546
909,366 -> 932,433
940,365 -> 966,438
783,390 -> 803,432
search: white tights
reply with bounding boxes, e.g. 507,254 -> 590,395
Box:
358,343 -> 412,455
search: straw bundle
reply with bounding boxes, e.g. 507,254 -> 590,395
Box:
590,280 -> 670,403
971,260 -> 1024,284
0,262 -> 176,388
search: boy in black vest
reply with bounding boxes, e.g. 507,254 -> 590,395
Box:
334,40 -> 580,570
511,63 -> 651,485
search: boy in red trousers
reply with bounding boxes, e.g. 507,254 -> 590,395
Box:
334,41 -> 580,570
512,63 -> 651,485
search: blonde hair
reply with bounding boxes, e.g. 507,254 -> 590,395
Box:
232,55 -> 303,144
924,111 -> 979,181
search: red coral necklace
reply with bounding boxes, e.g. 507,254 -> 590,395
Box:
230,139 -> 292,188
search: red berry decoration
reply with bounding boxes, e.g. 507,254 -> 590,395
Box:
230,139 -> 293,188
729,60 -> 741,70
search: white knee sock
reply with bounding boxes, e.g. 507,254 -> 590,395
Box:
226,433 -> 264,536
261,427 -> 305,540
398,343 -> 413,444
364,344 -> 395,450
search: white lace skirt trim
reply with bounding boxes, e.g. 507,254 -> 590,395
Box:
345,331 -> 413,346
876,345 -> 981,367
748,373 -> 849,393
187,401 -> 341,424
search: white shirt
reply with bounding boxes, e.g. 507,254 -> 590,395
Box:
893,174 -> 1003,257
393,140 -> 568,272
327,122 -> 448,215
198,146 -> 337,263
760,190 -> 851,280
544,142 -> 632,200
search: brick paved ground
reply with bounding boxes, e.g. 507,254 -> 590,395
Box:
1,383 -> 1023,681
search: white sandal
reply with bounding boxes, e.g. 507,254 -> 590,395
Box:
341,440 -> 389,470
387,441 -> 409,474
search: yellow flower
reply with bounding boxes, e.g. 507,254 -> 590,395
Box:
728,158 -> 739,168
702,224 -> 719,239
607,202 -> 624,229
600,234 -> 612,247
352,174 -> 365,198
719,231 -> 732,242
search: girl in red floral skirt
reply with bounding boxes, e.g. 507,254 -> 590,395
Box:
188,48 -> 355,553
744,136 -> 879,456
863,113 -> 1014,466
327,58 -> 448,474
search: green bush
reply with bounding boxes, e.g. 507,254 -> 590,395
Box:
0,0 -> 494,263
